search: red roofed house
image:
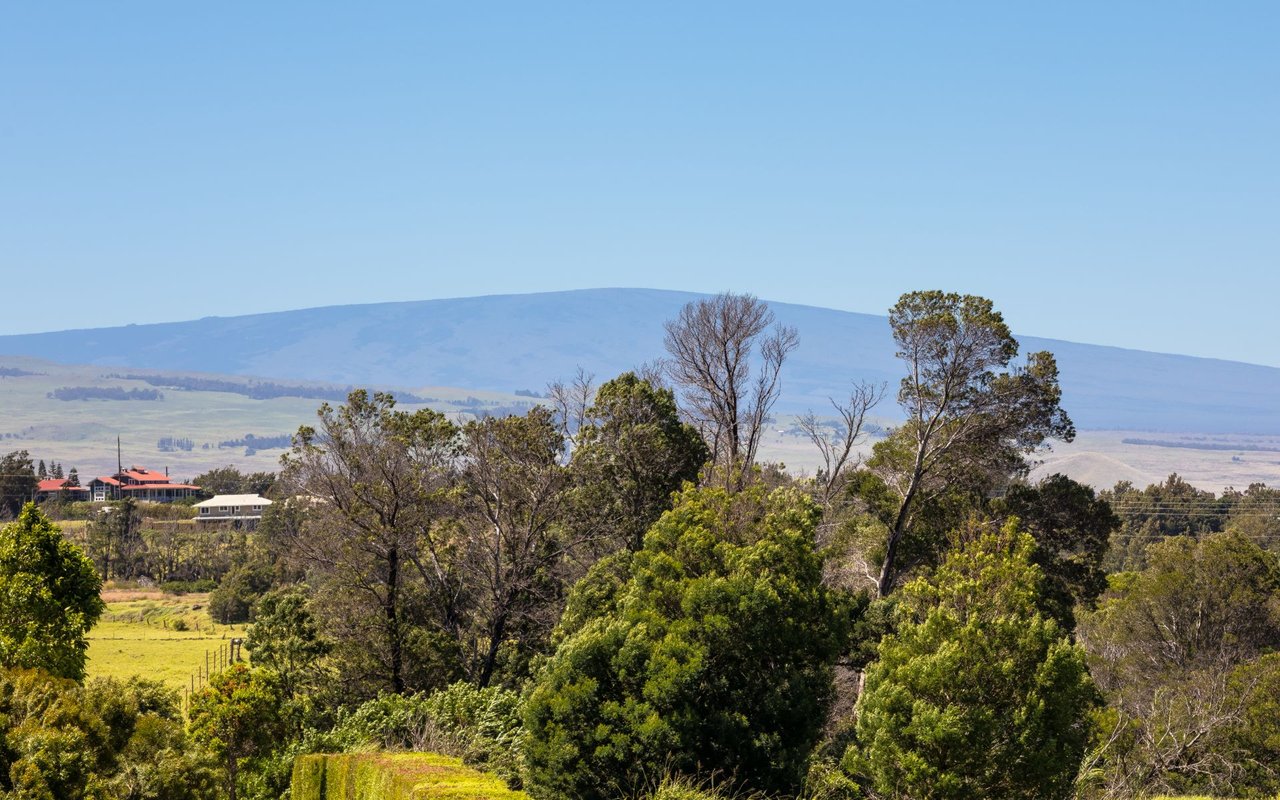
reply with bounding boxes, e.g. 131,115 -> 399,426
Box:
89,466 -> 200,503
35,478 -> 91,503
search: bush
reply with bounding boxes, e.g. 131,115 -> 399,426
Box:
138,501 -> 199,520
208,563 -> 273,623
643,775 -> 768,800
523,485 -> 850,800
847,521 -> 1097,800
330,682 -> 524,786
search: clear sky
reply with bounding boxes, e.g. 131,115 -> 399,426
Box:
3,3 -> 1277,365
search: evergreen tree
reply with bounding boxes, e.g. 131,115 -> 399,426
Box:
848,520 -> 1097,799
524,485 -> 849,799
36,460 -> 47,480
187,664 -> 284,800
567,372 -> 709,552
0,450 -> 37,518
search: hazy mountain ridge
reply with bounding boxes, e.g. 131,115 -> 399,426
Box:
1,288 -> 1276,433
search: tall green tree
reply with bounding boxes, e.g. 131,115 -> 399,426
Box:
0,450 -> 37,519
568,372 -> 708,551
244,585 -> 331,700
850,521 -> 1096,799
457,407 -> 574,687
187,664 -> 284,800
87,497 -> 143,581
869,291 -> 1074,596
0,504 -> 104,680
191,466 -> 275,497
524,485 -> 849,800
996,474 -> 1119,629
279,390 -> 461,697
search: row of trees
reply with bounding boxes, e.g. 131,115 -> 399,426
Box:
4,289 -> 1277,799
195,290 -> 1118,799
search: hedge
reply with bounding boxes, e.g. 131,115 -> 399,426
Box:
291,752 -> 527,800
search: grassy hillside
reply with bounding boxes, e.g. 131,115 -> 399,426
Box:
3,353 -> 1280,491
0,355 -> 531,479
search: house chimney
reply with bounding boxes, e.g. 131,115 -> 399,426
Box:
165,466 -> 169,477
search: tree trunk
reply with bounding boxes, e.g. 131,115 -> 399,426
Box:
386,545 -> 403,693
477,613 -> 507,688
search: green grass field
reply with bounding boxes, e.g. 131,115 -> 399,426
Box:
86,592 -> 249,693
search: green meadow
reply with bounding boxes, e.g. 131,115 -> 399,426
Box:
86,592 -> 249,693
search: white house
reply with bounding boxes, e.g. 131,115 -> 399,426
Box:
194,494 -> 273,523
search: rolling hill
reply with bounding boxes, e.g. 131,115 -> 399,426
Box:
1,288 -> 1276,434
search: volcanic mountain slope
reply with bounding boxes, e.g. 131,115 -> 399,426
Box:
1,288 -> 1276,433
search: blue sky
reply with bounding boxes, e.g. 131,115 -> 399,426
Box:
3,3 -> 1277,365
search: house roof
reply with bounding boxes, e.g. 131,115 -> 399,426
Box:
194,494 -> 273,508
36,479 -> 85,493
92,476 -> 123,487
120,467 -> 174,483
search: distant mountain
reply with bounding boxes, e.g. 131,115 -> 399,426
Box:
1,288 -> 1276,433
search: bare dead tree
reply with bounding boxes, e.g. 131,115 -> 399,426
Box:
662,293 -> 798,490
546,367 -> 596,456
797,381 -> 885,512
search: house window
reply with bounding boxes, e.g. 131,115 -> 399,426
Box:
200,507 -> 209,515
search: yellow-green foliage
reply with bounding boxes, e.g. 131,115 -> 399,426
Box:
292,752 -> 527,800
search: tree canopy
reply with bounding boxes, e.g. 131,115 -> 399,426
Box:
523,485 -> 849,799
849,520 -> 1097,799
0,504 -> 104,681
868,290 -> 1074,596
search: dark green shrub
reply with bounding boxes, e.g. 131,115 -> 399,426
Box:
523,485 -> 850,800
208,563 -> 273,623
847,521 -> 1097,800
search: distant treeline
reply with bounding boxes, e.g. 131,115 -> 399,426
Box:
107,373 -> 438,404
0,367 -> 40,377
157,436 -> 195,452
48,386 -> 163,401
219,433 -> 292,455
1122,437 -> 1280,453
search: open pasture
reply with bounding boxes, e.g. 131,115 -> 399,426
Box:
86,591 -> 248,692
